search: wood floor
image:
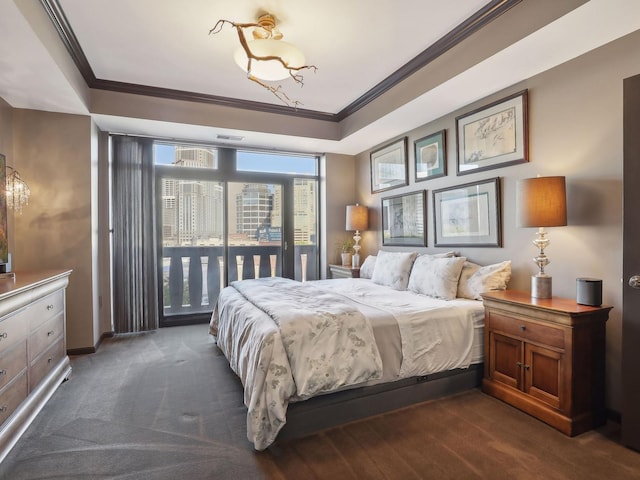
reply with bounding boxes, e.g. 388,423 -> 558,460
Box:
0,324 -> 638,479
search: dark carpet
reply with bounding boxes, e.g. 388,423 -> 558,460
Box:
0,324 -> 638,479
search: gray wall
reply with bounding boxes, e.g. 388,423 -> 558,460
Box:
355,30 -> 640,413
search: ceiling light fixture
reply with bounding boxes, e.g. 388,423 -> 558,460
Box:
210,13 -> 317,108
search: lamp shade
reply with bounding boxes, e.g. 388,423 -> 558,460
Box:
346,204 -> 368,231
234,39 -> 305,81
516,176 -> 567,227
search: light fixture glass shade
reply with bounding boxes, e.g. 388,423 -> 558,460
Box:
6,166 -> 30,214
346,204 -> 368,231
234,39 -> 305,81
516,176 -> 567,227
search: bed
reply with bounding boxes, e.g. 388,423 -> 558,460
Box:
209,251 -> 511,450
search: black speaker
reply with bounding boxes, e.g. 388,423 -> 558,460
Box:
576,278 -> 602,306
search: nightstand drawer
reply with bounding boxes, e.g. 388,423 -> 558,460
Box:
0,372 -> 28,425
0,341 -> 27,390
29,313 -> 64,363
490,313 -> 565,350
29,337 -> 65,391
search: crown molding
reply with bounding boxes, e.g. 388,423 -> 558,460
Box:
39,0 -> 522,123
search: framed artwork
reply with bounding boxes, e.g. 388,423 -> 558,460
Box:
382,190 -> 426,247
456,90 -> 528,175
0,154 -> 6,264
414,130 -> 447,182
432,177 -> 501,247
370,137 -> 408,194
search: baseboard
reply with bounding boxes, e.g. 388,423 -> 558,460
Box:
67,331 -> 115,356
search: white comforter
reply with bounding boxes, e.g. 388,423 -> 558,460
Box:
211,277 -> 484,450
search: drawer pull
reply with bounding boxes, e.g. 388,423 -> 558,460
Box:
0,369 -> 6,377
46,304 -> 54,311
47,330 -> 55,337
524,364 -> 530,370
0,333 -> 7,340
0,406 -> 6,413
519,325 -> 526,331
516,361 -> 522,368
47,357 -> 53,364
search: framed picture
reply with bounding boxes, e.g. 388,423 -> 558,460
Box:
456,90 -> 528,175
382,190 -> 426,247
370,137 -> 408,194
0,154 -> 6,264
433,177 -> 501,247
414,130 -> 446,182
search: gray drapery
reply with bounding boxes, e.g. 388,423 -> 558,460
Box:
111,136 -> 158,333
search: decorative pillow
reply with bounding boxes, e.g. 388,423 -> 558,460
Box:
359,255 -> 376,279
371,251 -> 417,290
408,256 -> 467,300
457,260 -> 512,300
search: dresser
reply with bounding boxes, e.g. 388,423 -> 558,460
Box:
0,270 -> 72,462
481,290 -> 611,436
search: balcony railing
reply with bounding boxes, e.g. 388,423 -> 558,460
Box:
162,245 -> 317,316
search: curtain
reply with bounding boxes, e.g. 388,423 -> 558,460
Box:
111,136 -> 158,333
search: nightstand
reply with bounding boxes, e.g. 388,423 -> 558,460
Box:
481,290 -> 612,436
328,264 -> 360,279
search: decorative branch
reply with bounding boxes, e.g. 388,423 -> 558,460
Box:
210,17 -> 317,108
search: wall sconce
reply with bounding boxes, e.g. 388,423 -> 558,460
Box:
516,176 -> 567,298
6,166 -> 30,215
346,204 -> 368,268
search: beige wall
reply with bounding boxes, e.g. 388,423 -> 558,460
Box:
11,109 -> 98,351
322,153 -> 357,275
355,30 -> 640,413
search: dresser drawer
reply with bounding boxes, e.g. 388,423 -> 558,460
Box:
0,341 -> 27,390
29,313 -> 64,363
0,310 -> 29,354
28,290 -> 64,331
489,313 -> 565,350
29,337 -> 65,391
0,371 -> 28,425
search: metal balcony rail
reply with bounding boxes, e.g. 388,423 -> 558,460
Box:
162,245 -> 317,316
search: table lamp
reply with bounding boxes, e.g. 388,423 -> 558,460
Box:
346,204 -> 368,268
516,176 -> 567,299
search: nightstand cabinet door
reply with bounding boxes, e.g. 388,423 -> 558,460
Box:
524,343 -> 563,410
489,332 -> 521,390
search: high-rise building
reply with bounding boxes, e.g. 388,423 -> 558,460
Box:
161,147 -> 223,246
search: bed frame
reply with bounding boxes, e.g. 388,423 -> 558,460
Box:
275,363 -> 483,443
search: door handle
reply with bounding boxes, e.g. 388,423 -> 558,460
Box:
629,275 -> 640,289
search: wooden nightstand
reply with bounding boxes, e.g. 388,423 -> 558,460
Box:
481,290 -> 612,436
328,264 -> 360,279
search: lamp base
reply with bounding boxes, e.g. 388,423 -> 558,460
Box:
532,275 -> 552,299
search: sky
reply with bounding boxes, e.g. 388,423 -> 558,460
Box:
153,144 -> 316,175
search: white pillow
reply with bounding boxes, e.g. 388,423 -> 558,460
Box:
371,251 -> 417,290
359,255 -> 376,279
408,256 -> 467,300
457,260 -> 512,300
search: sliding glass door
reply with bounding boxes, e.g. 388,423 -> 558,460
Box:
154,144 -> 318,327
